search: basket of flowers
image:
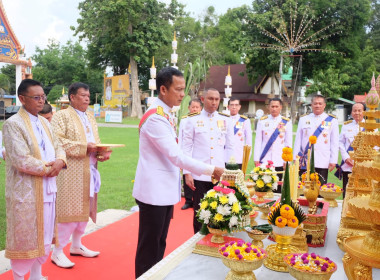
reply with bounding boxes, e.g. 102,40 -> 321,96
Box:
284,253 -> 337,280
219,240 -> 267,280
319,183 -> 342,208
197,182 -> 248,243
251,160 -> 279,202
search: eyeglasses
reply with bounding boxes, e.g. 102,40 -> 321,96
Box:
23,95 -> 47,101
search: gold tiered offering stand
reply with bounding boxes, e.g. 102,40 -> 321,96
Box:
343,152 -> 380,280
336,120 -> 377,250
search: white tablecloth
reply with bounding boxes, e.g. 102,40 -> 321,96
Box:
140,201 -> 380,280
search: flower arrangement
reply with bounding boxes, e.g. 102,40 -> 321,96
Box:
300,172 -> 322,187
197,181 -> 246,233
268,147 -> 307,234
320,183 -> 342,193
297,181 -> 303,189
250,160 -> 279,192
284,253 -> 337,273
219,240 -> 267,261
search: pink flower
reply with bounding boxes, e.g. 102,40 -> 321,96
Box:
268,160 -> 273,165
255,162 -> 261,167
213,186 -> 222,192
220,181 -> 230,186
221,188 -> 235,194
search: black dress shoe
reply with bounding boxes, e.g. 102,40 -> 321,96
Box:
181,203 -> 193,210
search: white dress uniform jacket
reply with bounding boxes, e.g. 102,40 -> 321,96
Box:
339,120 -> 364,172
178,115 -> 188,149
226,114 -> 252,164
293,112 -> 339,169
254,114 -> 292,167
133,98 -> 214,206
0,130 -> 4,159
182,109 -> 234,182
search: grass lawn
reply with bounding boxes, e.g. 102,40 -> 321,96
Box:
0,119 -> 343,250
95,117 -> 140,126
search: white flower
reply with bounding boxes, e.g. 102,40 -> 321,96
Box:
270,166 -> 276,172
260,164 -> 266,169
229,216 -> 239,227
272,182 -> 278,190
199,209 -> 211,224
252,174 -> 258,181
263,175 -> 272,184
217,205 -> 231,216
227,193 -> 238,205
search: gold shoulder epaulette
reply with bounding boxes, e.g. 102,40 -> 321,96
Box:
344,120 -> 353,125
181,115 -> 188,119
260,115 -> 268,120
219,112 -> 230,117
300,113 -> 308,118
188,112 -> 200,117
281,116 -> 290,121
240,115 -> 248,120
156,106 -> 165,117
328,113 -> 337,118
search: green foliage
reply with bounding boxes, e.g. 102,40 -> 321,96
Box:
47,85 -> 67,104
281,162 -> 291,206
32,40 -> 104,104
0,65 -> 15,94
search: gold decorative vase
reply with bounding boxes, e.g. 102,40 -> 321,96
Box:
319,190 -> 341,208
285,260 -> 337,280
245,181 -> 255,198
264,226 -> 300,272
264,190 -> 274,198
221,256 -> 265,280
207,226 -> 227,244
304,180 -> 319,214
255,191 -> 267,203
246,231 -> 269,248
257,205 -> 270,219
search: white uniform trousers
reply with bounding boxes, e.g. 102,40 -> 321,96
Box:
55,221 -> 88,250
11,200 -> 55,280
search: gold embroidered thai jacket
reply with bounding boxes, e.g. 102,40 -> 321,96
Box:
3,107 -> 66,259
51,106 -> 100,223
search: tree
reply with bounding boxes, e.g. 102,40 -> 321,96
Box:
74,0 -> 184,118
47,85 -> 68,104
32,40 -> 104,104
0,64 -> 16,94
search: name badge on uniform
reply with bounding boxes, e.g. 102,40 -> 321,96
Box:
217,120 -> 226,132
196,120 -> 204,127
306,121 -> 310,125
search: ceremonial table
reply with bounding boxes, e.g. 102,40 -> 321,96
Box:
138,201 -> 380,280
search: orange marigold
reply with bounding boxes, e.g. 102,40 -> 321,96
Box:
275,217 -> 288,228
280,205 -> 295,219
309,135 -> 317,145
282,146 -> 292,154
287,217 -> 299,228
282,153 -> 293,162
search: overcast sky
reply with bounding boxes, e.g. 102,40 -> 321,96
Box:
2,0 -> 253,57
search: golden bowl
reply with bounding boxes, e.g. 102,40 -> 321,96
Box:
319,190 -> 341,208
207,226 -> 227,244
246,231 -> 269,248
221,256 -> 265,280
284,254 -> 337,280
297,187 -> 304,197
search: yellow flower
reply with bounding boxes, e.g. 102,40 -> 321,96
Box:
214,213 -> 224,222
219,196 -> 229,205
280,204 -> 295,219
272,175 -> 278,182
131,180 -> 135,183
256,179 -> 264,188
282,147 -> 292,154
287,217 -> 299,228
200,201 -> 208,210
253,167 -> 260,173
232,202 -> 240,214
266,169 -> 271,172
207,190 -> 216,198
282,153 -> 293,162
275,217 -> 288,228
210,201 -> 218,209
267,183 -> 272,188
309,135 -> 317,145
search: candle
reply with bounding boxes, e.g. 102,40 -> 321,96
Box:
306,149 -> 311,181
289,164 -> 294,200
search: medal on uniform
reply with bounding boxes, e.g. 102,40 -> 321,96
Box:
325,139 -> 328,144
236,121 -> 243,129
323,131 -> 327,137
306,121 -> 310,125
217,120 -> 226,132
238,132 -> 242,136
197,120 -> 204,127
279,133 -> 284,139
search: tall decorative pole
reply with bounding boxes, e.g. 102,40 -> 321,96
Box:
223,65 -> 232,114
171,31 -> 178,69
147,57 -> 157,107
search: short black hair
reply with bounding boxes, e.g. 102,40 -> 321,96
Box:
353,102 -> 366,111
269,97 -> 283,105
203,88 -> 219,97
39,103 -> 53,115
17,79 -> 42,96
228,97 -> 240,105
311,94 -> 326,104
189,98 -> 202,107
157,67 -> 184,93
68,82 -> 89,101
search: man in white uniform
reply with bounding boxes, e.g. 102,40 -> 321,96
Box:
3,79 -> 66,280
293,94 -> 339,185
254,98 -> 292,190
336,102 -> 365,197
182,88 -> 234,233
0,130 -> 5,161
178,98 -> 202,210
227,97 -> 252,169
133,67 -> 224,278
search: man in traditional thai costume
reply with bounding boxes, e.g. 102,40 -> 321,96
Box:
3,79 -> 66,280
293,94 -> 339,185
50,82 -> 110,268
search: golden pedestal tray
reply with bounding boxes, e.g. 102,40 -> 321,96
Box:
221,256 -> 265,280
255,191 -> 267,203
319,190 -> 341,208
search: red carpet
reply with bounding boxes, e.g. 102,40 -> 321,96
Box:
0,198 -> 194,280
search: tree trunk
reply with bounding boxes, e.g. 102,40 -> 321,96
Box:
130,56 -> 142,118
